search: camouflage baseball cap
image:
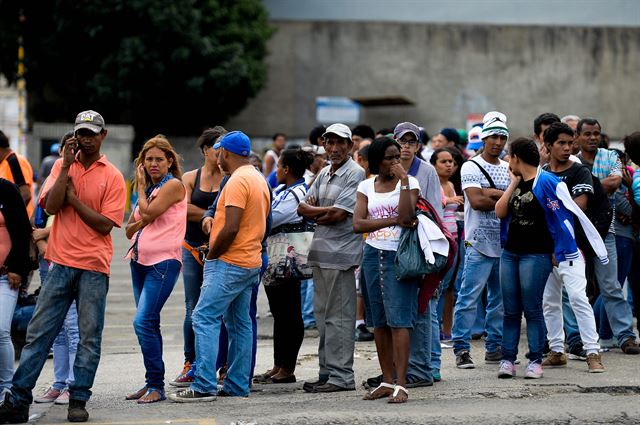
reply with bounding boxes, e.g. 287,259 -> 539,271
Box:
74,110 -> 105,133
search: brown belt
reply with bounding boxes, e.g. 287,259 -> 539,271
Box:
182,241 -> 207,266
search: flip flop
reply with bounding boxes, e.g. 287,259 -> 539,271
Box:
363,382 -> 395,400
125,387 -> 148,400
137,389 -> 166,404
388,385 -> 408,404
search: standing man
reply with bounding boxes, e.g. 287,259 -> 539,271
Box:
0,111 -> 126,423
298,123 -> 365,393
452,111 -> 510,369
170,131 -> 270,402
576,118 -> 640,354
0,130 -> 34,217
541,122 -> 606,372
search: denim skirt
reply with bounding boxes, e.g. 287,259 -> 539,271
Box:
361,244 -> 419,329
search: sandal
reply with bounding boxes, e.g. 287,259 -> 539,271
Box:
125,387 -> 148,400
137,388 -> 166,404
388,385 -> 408,404
362,382 -> 395,400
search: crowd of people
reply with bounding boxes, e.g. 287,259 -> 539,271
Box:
1,107 -> 640,422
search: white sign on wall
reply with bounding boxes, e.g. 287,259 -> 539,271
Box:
316,97 -> 360,124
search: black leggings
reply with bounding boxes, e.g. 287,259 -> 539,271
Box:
265,280 -> 304,371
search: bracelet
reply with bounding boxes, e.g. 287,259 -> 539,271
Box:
400,185 -> 410,191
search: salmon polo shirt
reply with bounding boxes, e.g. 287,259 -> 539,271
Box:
38,155 -> 126,275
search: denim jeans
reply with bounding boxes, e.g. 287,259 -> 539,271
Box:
429,295 -> 441,373
0,275 -> 19,393
592,233 -> 636,345
181,244 -> 203,364
407,303 -> 433,382
500,250 -> 552,363
594,235 -> 636,340
452,247 -> 503,354
131,259 -> 181,391
52,302 -> 79,390
10,263 -> 108,406
300,279 -> 316,328
215,251 -> 266,382
192,259 -> 259,396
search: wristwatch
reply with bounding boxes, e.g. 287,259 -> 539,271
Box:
400,185 -> 410,190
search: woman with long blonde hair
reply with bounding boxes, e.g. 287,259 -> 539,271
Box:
125,135 -> 187,403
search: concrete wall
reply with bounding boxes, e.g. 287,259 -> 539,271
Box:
226,22 -> 640,140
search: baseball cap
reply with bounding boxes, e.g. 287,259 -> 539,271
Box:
50,143 -> 60,154
303,145 -> 326,155
467,125 -> 484,151
322,123 -> 352,140
213,130 -> 251,157
393,122 -> 420,141
74,110 -> 105,133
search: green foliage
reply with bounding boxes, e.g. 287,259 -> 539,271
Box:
0,0 -> 274,138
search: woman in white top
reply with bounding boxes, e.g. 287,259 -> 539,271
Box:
353,137 -> 420,404
262,132 -> 286,177
255,148 -> 314,384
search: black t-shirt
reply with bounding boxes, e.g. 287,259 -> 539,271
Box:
543,162 -> 594,199
505,178 -> 554,254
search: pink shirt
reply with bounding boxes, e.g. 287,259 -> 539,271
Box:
0,211 -> 10,267
128,183 -> 187,266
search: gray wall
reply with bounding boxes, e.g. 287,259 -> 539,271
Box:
226,21 -> 640,140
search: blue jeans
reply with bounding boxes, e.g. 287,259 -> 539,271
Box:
429,295 -> 441,373
452,247 -> 503,354
300,279 -> 315,328
500,250 -> 552,363
52,303 -> 79,390
407,303 -> 433,382
130,259 -> 181,391
0,275 -> 19,392
215,251 -> 266,382
10,263 -> 108,405
192,259 -> 259,396
592,233 -> 636,345
181,244 -> 203,364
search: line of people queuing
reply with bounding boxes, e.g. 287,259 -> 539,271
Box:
1,108 -> 640,422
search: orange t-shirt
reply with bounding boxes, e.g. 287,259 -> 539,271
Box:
209,165 -> 270,269
0,152 -> 34,217
38,156 -> 126,275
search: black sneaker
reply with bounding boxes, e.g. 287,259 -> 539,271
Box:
485,347 -> 502,364
302,378 -> 328,393
567,342 -> 587,361
167,388 -> 216,403
355,324 -> 374,342
0,393 -> 29,424
456,350 -> 475,369
67,399 -> 89,423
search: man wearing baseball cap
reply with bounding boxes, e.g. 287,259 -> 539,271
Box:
451,111 -> 510,370
170,131 -> 271,402
1,110 -> 126,423
298,123 -> 365,393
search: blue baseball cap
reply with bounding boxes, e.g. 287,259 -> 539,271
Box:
213,130 -> 251,157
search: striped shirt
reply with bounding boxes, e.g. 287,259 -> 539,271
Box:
305,158 -> 365,270
579,148 -> 622,234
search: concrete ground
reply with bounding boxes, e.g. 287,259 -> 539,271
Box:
19,230 -> 640,425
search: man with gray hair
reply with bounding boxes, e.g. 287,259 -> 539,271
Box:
298,123 -> 365,393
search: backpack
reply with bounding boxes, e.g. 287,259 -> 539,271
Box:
414,196 -> 458,311
575,174 -> 613,258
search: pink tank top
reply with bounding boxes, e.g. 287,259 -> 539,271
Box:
0,211 -> 11,267
128,184 -> 187,266
441,187 -> 458,237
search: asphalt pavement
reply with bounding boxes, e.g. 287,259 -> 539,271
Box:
20,230 -> 640,425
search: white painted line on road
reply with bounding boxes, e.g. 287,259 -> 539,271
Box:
39,419 -> 216,425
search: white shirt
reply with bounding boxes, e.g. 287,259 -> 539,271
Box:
460,156 -> 510,258
357,176 -> 421,251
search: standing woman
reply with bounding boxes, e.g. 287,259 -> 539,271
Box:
255,148 -> 314,384
125,136 -> 187,403
354,137 -> 420,403
0,178 -> 32,396
171,127 -> 225,387
495,138 -> 554,379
